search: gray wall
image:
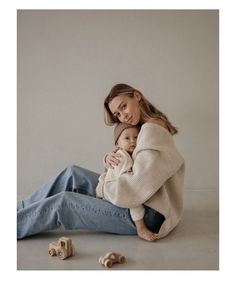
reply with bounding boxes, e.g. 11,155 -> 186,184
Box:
17,10 -> 218,196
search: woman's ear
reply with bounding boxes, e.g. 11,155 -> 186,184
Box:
133,90 -> 141,101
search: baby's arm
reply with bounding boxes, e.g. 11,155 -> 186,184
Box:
96,150 -> 133,199
130,206 -> 145,222
96,172 -> 106,199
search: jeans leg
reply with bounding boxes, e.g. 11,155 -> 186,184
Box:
17,165 -> 100,210
17,191 -> 137,239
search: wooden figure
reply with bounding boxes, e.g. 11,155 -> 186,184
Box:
48,237 -> 75,260
99,252 -> 125,268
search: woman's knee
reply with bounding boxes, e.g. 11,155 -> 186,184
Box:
63,165 -> 83,182
65,164 -> 79,174
56,191 -> 74,206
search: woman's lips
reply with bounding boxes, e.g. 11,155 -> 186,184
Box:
127,116 -> 132,124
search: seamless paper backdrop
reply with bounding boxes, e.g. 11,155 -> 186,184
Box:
17,10 -> 218,195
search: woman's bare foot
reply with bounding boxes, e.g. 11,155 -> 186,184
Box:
137,228 -> 158,242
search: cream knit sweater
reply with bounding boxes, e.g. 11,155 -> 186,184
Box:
96,123 -> 185,239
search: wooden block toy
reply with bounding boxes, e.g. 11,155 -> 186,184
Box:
48,237 -> 75,260
99,252 -> 125,268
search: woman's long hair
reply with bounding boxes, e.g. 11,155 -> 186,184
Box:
104,83 -> 178,135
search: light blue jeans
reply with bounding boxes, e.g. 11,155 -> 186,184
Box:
17,165 -> 165,239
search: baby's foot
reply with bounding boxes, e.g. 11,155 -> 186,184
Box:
137,229 -> 158,242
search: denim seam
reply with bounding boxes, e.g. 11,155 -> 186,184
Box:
61,202 -> 129,220
18,202 -> 131,224
18,206 -> 57,222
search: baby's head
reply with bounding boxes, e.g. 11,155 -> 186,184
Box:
114,123 -> 140,154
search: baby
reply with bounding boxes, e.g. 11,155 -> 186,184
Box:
96,123 -> 158,242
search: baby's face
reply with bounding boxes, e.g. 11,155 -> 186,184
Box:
116,127 -> 139,154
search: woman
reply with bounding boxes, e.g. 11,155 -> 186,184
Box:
17,83 -> 185,240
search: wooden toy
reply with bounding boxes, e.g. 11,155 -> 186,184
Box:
48,237 -> 75,260
99,252 -> 125,268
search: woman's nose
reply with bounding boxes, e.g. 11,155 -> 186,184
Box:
121,112 -> 128,121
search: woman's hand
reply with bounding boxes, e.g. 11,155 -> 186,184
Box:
105,150 -> 121,169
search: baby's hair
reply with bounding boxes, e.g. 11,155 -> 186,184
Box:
114,123 -> 140,145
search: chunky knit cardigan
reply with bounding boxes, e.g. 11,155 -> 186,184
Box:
97,123 -> 185,239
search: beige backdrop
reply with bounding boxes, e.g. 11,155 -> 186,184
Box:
17,10 -> 218,196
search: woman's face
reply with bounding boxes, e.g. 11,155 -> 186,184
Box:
108,92 -> 141,125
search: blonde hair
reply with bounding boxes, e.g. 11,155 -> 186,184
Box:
104,83 -> 178,135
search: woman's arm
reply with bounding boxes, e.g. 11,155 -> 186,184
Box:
104,150 -> 121,169
104,150 -> 133,183
103,149 -> 172,208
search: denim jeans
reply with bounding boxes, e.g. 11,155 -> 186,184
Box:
17,165 -> 165,239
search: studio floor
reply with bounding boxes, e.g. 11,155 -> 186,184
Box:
17,190 -> 219,270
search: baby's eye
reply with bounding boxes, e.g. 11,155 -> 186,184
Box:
121,104 -> 126,110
